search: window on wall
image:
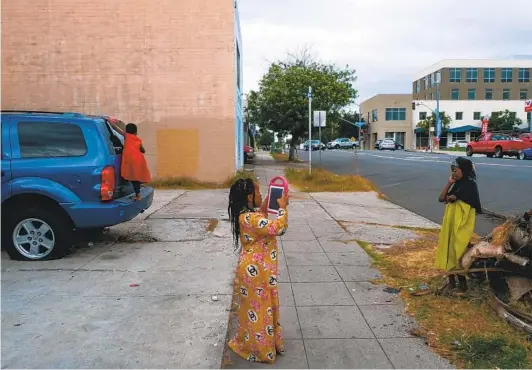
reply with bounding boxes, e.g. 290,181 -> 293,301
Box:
428,74 -> 432,87
419,112 -> 427,120
468,88 -> 476,100
385,108 -> 406,121
518,68 -> 530,83
416,80 -> 420,93
424,76 -> 428,90
473,112 -> 481,120
452,132 -> 466,141
485,89 -> 493,100
521,89 -> 528,100
372,109 -> 378,122
501,68 -> 513,83
451,88 -> 460,100
484,68 -> 495,83
455,112 -> 463,120
449,68 -> 461,83
503,89 -> 511,100
236,45 -> 242,89
466,68 -> 478,83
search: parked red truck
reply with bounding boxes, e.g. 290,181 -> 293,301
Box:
466,133 -> 532,158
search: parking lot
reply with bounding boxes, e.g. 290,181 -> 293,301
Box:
1,190 -> 236,368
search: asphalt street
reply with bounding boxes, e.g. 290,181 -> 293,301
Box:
298,149 -> 532,236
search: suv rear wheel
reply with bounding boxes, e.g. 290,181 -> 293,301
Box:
3,207 -> 73,261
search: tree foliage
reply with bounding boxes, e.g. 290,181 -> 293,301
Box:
256,129 -> 274,147
488,109 -> 522,131
245,50 -> 357,159
416,112 -> 452,135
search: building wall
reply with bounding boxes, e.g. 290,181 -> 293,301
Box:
413,59 -> 532,101
2,0 -> 240,182
360,94 -> 413,150
412,100 -> 531,129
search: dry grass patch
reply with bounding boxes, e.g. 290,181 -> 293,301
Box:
149,170 -> 254,190
285,167 -> 382,194
271,152 -> 303,163
355,230 -> 532,368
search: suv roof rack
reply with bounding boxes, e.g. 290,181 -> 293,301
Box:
1,110 -> 84,117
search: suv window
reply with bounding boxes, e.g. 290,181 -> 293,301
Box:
17,121 -> 87,158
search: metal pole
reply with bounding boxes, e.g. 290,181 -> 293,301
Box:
435,71 -> 441,151
318,112 -> 322,165
529,111 -> 532,134
308,86 -> 312,174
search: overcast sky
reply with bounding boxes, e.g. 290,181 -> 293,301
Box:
239,0 -> 532,104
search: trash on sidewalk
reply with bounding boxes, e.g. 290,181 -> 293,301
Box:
211,295 -> 218,301
383,287 -> 401,294
129,283 -> 140,287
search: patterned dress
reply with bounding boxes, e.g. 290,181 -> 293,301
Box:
228,208 -> 288,363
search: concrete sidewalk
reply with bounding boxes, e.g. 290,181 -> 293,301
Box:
2,189 -> 238,368
225,153 -> 451,369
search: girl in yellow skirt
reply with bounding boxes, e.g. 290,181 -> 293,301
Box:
227,178 -> 289,363
436,157 -> 482,294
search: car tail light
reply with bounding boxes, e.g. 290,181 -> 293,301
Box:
100,166 -> 115,201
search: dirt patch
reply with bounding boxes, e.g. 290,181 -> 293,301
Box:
116,233 -> 159,243
206,219 -> 219,233
356,232 -> 532,368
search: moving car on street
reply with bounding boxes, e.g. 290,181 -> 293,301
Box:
518,147 -> 532,160
1,111 -> 154,261
327,138 -> 356,149
466,133 -> 532,158
304,140 -> 325,151
378,139 -> 396,151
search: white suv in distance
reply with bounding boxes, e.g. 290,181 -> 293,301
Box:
328,138 -> 356,149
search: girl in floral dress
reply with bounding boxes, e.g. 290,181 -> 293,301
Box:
227,178 -> 289,363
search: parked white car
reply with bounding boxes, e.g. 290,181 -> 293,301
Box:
447,140 -> 469,148
378,139 -> 396,151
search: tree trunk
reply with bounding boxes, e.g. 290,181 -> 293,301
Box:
289,132 -> 299,161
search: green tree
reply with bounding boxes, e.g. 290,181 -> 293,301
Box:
257,129 -> 274,147
245,50 -> 357,160
416,112 -> 452,135
488,109 -> 522,131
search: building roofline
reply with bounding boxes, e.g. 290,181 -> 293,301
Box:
413,58 -> 532,81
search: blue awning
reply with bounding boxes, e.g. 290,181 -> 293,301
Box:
448,125 -> 481,133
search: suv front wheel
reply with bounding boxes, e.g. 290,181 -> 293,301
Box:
3,207 -> 73,261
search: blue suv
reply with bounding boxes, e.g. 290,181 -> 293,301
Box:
1,111 -> 154,261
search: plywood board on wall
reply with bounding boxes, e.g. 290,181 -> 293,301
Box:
156,129 -> 199,178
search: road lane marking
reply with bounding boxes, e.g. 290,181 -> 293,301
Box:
368,154 -> 532,168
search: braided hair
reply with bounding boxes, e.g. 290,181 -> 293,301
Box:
228,178 -> 256,249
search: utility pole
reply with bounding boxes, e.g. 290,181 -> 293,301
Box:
435,71 -> 441,150
308,86 -> 312,174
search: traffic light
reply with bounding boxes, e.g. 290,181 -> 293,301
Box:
412,102 -> 416,110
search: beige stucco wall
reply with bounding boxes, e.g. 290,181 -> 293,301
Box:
1,0 -> 237,182
360,94 -> 413,149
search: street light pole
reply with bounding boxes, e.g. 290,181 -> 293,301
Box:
308,86 -> 312,175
